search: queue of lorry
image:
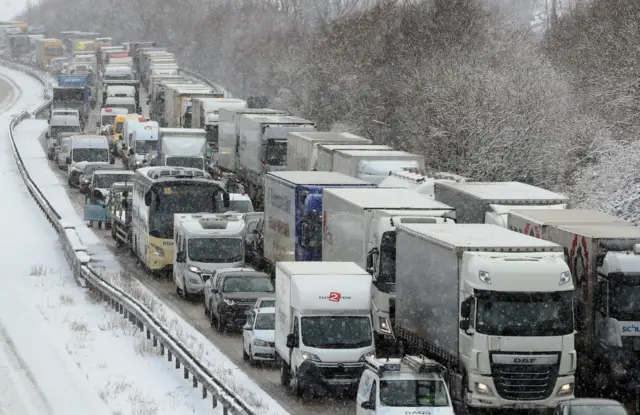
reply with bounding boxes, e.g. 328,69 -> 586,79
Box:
21,32 -> 640,414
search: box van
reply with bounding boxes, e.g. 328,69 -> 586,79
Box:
112,114 -> 141,143
126,121 -> 159,169
120,115 -> 148,157
46,113 -> 81,159
97,107 -> 128,131
67,135 -> 112,187
104,96 -> 136,114
103,65 -> 134,81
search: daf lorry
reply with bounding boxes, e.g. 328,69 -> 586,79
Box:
275,261 -> 375,397
262,171 -> 375,273
156,128 -> 207,170
316,144 -> 393,172
325,149 -> 426,185
237,115 -> 315,208
321,187 -> 456,344
507,209 -> 640,396
287,132 -> 372,171
394,223 -> 576,412
217,108 -> 289,173
434,181 -> 569,227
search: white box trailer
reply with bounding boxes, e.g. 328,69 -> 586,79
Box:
322,187 -> 455,341
316,144 -> 393,172
286,131 -> 372,171
507,208 -> 632,237
395,223 -> 575,411
275,261 -> 374,395
164,86 -> 218,128
157,128 -> 207,170
435,181 -> 569,227
330,150 -> 425,185
217,108 -> 288,173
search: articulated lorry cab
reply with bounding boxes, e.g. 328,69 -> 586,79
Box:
321,187 -> 456,344
394,223 -> 576,412
262,171 -> 375,274
53,75 -> 90,121
434,181 -> 569,227
507,209 -> 640,395
287,131 -> 372,171
275,261 -> 375,397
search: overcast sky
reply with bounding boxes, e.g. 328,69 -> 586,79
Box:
2,0 -> 28,21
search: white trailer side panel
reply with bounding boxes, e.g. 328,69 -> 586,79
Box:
263,176 -> 297,263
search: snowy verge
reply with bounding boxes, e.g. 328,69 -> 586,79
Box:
5,61 -> 288,415
4,62 -> 275,414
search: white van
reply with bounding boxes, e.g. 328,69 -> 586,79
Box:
66,135 -> 112,187
46,113 -> 81,160
104,97 -> 136,114
127,121 -> 159,169
97,107 -> 128,131
105,85 -> 135,100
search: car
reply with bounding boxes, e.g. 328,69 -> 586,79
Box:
248,216 -> 265,267
203,268 -> 274,332
242,306 -> 276,364
203,267 -> 254,319
252,297 -> 275,310
242,212 -> 263,263
554,398 -> 628,415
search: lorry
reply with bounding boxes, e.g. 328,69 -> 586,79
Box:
156,128 -> 207,170
394,223 -> 576,411
321,187 -> 456,344
262,171 -> 376,272
125,121 -> 159,170
152,83 -> 208,125
506,209 -> 640,395
275,261 -> 375,397
316,144 -> 393,172
434,181 -> 570,227
237,115 -> 315,207
163,86 -> 220,128
378,170 -> 469,198
6,34 -> 30,60
53,75 -> 90,122
287,132 -> 372,171
324,149 -> 426,185
191,97 -> 245,146
217,108 -> 289,174
101,79 -> 141,112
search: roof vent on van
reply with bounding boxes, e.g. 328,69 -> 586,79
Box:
399,217 -> 438,224
198,218 -> 228,229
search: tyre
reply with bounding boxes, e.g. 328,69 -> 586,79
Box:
209,300 -> 216,326
243,339 -> 249,361
280,361 -> 291,386
216,310 -> 225,333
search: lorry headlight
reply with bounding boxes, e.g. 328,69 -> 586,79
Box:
254,339 -> 269,347
379,317 -> 392,334
478,271 -> 491,284
611,361 -> 626,377
223,298 -> 236,306
557,383 -> 573,396
301,351 -> 321,362
559,271 -> 571,285
188,265 -> 201,274
475,382 -> 493,396
359,351 -> 375,362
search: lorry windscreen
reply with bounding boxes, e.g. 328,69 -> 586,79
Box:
475,290 -> 574,337
148,184 -> 218,239
265,139 -> 286,166
53,89 -> 84,102
609,278 -> 640,320
46,47 -> 64,56
377,231 -> 396,292
72,148 -> 109,163
301,316 -> 372,349
165,156 -> 204,170
101,115 -> 117,126
51,125 -> 80,137
188,238 -> 243,263
379,379 -> 450,407
135,140 -> 157,154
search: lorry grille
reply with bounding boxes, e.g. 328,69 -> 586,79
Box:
491,360 -> 559,400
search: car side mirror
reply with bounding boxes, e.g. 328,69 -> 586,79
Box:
66,157 -> 71,165
243,324 -> 252,331
144,191 -> 151,206
459,320 -> 470,331
212,288 -> 218,294
96,122 -> 100,127
45,132 -> 50,138
361,401 -> 375,410
176,251 -> 186,263
286,333 -> 297,349
252,229 -> 259,235
223,192 -> 230,208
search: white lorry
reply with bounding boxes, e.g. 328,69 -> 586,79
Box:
173,212 -> 246,298
126,121 -> 160,170
163,85 -> 219,128
156,128 -> 207,170
46,112 -> 82,160
275,261 -> 375,397
394,223 -> 576,412
237,114 -> 315,207
326,149 -> 426,185
287,131 -> 372,171
316,144 -> 393,172
321,187 -> 456,344
434,181 -> 569,227
217,108 -> 288,173
191,97 -> 247,163
507,209 -> 640,396
378,170 -> 468,198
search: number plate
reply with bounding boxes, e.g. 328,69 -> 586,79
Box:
513,403 -> 537,409
633,339 -> 640,350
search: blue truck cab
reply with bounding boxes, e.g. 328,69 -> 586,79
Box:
54,75 -> 90,121
263,171 -> 376,267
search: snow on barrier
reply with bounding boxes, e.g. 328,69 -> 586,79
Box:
1,59 -> 256,415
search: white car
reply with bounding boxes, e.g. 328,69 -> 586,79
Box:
56,137 -> 72,170
252,297 -> 275,310
242,307 -> 276,364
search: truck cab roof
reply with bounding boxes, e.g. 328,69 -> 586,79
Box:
436,181 -> 568,204
241,114 -> 314,125
323,187 -> 453,210
509,208 -> 631,226
268,171 -> 372,185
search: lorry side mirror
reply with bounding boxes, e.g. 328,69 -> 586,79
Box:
361,401 -> 375,410
66,157 -> 71,165
129,148 -> 134,156
45,132 -> 50,138
109,156 -> 115,165
96,121 -> 100,127
223,192 -> 230,208
144,191 -> 152,206
176,251 -> 186,263
459,320 -> 470,331
286,333 -> 297,349
460,297 -> 472,318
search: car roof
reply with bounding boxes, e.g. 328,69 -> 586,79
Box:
566,398 -> 624,406
255,307 -> 275,314
220,270 -> 269,278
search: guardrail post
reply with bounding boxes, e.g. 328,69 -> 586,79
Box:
153,336 -> 157,347
168,350 -> 172,362
223,407 -> 228,415
193,376 -> 197,388
160,343 -> 164,356
146,327 -> 151,339
176,358 -> 180,369
212,396 -> 217,409
202,385 -> 207,399
184,367 -> 188,379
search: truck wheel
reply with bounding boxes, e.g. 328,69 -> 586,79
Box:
294,375 -> 304,398
280,361 -> 292,386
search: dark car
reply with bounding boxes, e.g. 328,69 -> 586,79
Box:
554,399 -> 628,415
207,269 -> 274,332
249,216 -> 265,267
243,212 -> 263,263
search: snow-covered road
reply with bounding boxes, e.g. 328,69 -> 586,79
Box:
0,66 -> 234,415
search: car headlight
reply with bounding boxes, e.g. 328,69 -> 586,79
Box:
379,316 -> 392,334
557,383 -> 573,396
254,339 -> 269,347
223,298 -> 236,306
188,265 -> 201,274
152,246 -> 164,257
301,351 -> 321,362
359,351 -> 375,362
188,277 -> 200,284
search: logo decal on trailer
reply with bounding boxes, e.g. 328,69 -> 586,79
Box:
570,235 -> 589,297
323,210 -> 333,245
523,223 -> 541,238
